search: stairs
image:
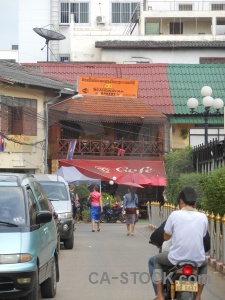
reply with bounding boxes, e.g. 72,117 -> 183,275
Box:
123,4 -> 140,35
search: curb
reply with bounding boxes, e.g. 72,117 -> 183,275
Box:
207,256 -> 225,275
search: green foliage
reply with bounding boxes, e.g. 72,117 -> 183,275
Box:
165,147 -> 195,204
201,167 -> 225,216
81,208 -> 90,223
164,147 -> 225,216
174,172 -> 206,209
75,184 -> 90,201
101,192 -> 114,205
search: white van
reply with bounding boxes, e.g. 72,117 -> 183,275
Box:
33,174 -> 74,249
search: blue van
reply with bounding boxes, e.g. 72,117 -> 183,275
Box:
0,173 -> 59,299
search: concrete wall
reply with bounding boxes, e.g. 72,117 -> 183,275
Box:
0,85 -> 45,173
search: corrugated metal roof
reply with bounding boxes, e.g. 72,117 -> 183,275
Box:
50,94 -> 166,123
22,63 -> 174,114
22,63 -> 225,120
170,116 -> 224,124
0,61 -> 76,93
95,40 -> 225,49
166,64 -> 225,115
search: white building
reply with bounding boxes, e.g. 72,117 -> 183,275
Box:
10,1 -> 225,63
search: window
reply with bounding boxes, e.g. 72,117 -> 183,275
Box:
27,187 -> 38,225
59,54 -> 70,62
145,22 -> 160,35
170,22 -> 183,34
179,4 -> 192,11
60,2 -> 89,24
0,96 -> 37,136
112,2 -> 139,23
200,57 -> 225,64
211,4 -> 225,10
31,181 -> 50,211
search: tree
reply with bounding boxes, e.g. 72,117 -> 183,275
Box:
164,147 -> 194,204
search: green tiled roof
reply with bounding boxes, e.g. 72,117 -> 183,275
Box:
166,64 -> 225,115
170,116 -> 224,124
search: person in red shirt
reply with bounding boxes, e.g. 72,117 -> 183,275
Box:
89,185 -> 103,232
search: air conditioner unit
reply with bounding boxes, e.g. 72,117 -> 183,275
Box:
96,16 -> 106,24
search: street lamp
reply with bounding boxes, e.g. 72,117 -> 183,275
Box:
109,176 -> 117,185
44,94 -> 83,173
187,86 -> 224,144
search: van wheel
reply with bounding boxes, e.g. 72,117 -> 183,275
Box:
41,257 -> 57,298
64,233 -> 74,249
21,269 -> 40,300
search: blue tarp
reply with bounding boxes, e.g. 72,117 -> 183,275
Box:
54,166 -> 101,185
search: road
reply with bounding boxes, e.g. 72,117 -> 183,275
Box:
46,222 -> 225,300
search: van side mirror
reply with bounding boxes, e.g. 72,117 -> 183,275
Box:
36,211 -> 52,224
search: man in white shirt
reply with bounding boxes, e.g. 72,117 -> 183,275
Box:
153,187 -> 208,300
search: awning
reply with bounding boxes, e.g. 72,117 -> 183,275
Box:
59,159 -> 166,186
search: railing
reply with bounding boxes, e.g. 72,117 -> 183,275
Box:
56,137 -> 164,158
192,139 -> 225,173
144,1 -> 225,12
148,202 -> 225,274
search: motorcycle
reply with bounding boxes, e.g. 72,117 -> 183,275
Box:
149,226 -> 200,300
162,261 -> 198,300
100,203 -> 126,223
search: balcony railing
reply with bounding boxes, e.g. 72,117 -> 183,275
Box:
55,137 -> 164,159
144,1 -> 225,12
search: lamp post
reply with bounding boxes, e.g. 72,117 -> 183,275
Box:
187,86 -> 224,144
44,94 -> 83,173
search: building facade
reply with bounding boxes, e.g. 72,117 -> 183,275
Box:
9,1 -> 225,63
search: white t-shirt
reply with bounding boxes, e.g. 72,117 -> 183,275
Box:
164,209 -> 208,266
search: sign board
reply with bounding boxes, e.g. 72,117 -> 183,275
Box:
78,76 -> 138,97
5,135 -> 37,153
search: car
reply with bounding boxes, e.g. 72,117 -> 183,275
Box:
33,174 -> 74,250
0,173 -> 59,299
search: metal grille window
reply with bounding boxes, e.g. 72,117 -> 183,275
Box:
211,4 -> 225,10
60,2 -> 89,24
179,4 -> 193,11
200,57 -> 225,64
0,96 -> 37,136
59,55 -> 70,62
60,2 -> 69,23
112,2 -> 139,23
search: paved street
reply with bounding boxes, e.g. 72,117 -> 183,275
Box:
45,221 -> 225,300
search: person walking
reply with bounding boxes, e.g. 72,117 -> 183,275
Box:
122,187 -> 138,236
89,185 -> 102,232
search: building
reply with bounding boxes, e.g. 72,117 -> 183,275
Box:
22,62 -> 225,153
5,0 -> 225,63
0,60 -> 76,173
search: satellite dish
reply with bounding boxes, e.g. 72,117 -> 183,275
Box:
33,24 -> 66,61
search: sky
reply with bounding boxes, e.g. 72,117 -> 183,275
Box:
0,0 -> 18,50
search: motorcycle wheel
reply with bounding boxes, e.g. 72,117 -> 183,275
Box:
100,213 -> 109,223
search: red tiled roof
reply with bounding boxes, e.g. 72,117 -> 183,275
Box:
23,63 -> 174,114
50,94 -> 166,123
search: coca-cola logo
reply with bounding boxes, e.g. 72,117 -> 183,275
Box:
94,166 -> 152,174
95,166 -> 111,173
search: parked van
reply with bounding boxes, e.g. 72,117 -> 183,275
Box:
0,173 -> 59,300
33,174 -> 74,249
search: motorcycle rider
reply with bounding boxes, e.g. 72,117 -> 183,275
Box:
153,187 -> 208,300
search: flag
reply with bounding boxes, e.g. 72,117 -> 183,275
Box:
117,148 -> 125,156
0,135 -> 5,152
67,139 -> 77,160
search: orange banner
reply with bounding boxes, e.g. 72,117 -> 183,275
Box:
78,76 -> 138,97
